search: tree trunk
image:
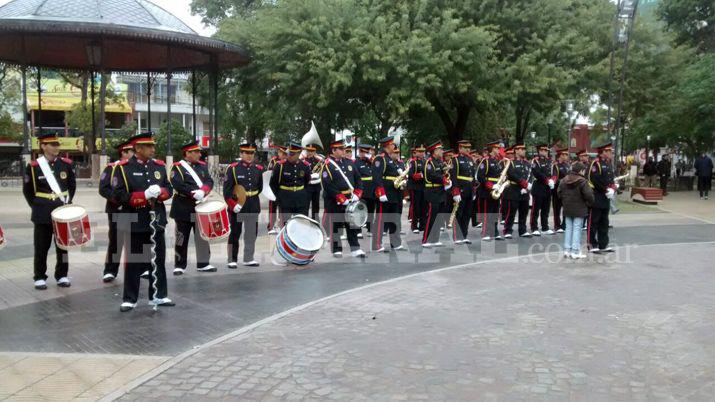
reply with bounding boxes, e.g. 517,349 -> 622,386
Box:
514,102 -> 531,144
430,97 -> 468,149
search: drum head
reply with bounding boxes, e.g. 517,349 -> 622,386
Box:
286,218 -> 323,251
51,205 -> 86,221
195,200 -> 224,214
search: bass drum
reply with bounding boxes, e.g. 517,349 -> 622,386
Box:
345,200 -> 367,228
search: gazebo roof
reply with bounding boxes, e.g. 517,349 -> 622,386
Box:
0,0 -> 250,72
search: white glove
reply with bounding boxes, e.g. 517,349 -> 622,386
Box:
527,182 -> 533,191
341,199 -> 351,206
144,184 -> 161,199
520,188 -> 528,195
615,182 -> 620,189
493,183 -> 501,193
453,195 -> 461,203
192,189 -> 205,201
379,195 -> 388,202
351,194 -> 359,202
444,181 -> 452,191
397,168 -> 404,174
606,188 -> 616,199
548,179 -> 555,190
233,204 -> 242,213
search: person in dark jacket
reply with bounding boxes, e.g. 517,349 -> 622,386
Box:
643,157 -> 657,187
557,162 -> 594,259
657,155 -> 671,196
694,153 -> 713,199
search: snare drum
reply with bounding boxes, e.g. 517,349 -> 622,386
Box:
51,205 -> 92,250
345,200 -> 368,228
275,215 -> 325,266
195,200 -> 230,243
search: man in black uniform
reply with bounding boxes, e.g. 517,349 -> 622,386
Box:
270,142 -> 312,223
530,144 -> 556,236
98,140 -> 134,283
552,148 -> 570,233
408,145 -> 426,234
372,136 -> 404,252
391,148 -> 406,235
267,145 -> 286,234
23,133 -> 76,290
169,141 -> 215,275
450,140 -> 476,244
355,143 -> 375,238
476,141 -> 503,241
224,143 -> 264,267
502,143 -> 532,238
587,143 -> 617,253
422,141 -> 449,247
110,132 -> 174,312
321,140 -> 366,258
304,144 -> 323,221
471,151 -> 485,228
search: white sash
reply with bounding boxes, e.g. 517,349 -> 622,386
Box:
37,156 -> 67,203
179,160 -> 204,188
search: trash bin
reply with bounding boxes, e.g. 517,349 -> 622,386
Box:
675,175 -> 694,191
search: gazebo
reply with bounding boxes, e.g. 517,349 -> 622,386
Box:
0,0 -> 249,174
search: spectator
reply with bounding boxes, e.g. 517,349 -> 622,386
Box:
657,155 -> 671,196
694,153 -> 713,199
643,157 -> 657,187
557,162 -> 595,259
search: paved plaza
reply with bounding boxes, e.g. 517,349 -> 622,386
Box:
0,186 -> 713,400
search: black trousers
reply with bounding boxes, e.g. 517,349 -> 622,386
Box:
267,200 -> 278,230
279,203 -> 309,226
697,176 -> 711,196
33,223 -> 68,281
308,190 -> 321,221
174,219 -> 210,269
423,200 -> 447,244
588,207 -> 610,250
372,201 -> 401,249
452,188 -> 473,241
228,212 -> 258,263
660,175 -> 669,194
363,198 -> 376,233
503,198 -> 530,236
410,190 -> 426,231
552,191 -> 564,230
104,213 -> 128,276
472,195 -> 482,226
480,197 -> 500,237
124,229 -> 167,303
323,201 -> 360,253
530,193 -> 551,232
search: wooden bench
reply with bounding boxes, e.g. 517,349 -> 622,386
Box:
630,187 -> 663,205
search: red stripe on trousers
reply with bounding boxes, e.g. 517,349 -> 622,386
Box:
423,203 -> 432,243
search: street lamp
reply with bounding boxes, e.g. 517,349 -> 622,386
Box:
565,100 -> 576,152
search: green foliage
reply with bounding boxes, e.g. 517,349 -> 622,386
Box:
658,0 -> 714,53
155,120 -> 194,159
0,111 -> 22,142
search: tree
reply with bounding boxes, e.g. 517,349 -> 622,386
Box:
658,0 -> 714,53
155,120 -> 194,160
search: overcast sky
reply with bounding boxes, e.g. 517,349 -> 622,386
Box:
0,0 -> 217,37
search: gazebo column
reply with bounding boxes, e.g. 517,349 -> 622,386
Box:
98,71 -> 108,176
36,68 -> 42,137
165,70 -> 173,169
208,64 -> 219,168
20,66 -> 30,164
146,72 -> 152,132
191,71 -> 197,139
90,71 -> 96,152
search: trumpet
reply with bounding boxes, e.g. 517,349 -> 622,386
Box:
393,164 -> 411,189
490,160 -> 511,200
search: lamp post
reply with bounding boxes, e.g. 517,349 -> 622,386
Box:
565,100 -> 576,152
547,118 -> 553,149
646,134 -> 651,162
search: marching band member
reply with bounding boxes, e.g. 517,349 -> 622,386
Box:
408,145 -> 426,234
577,149 -> 590,165
355,143 -> 375,238
422,141 -> 449,247
450,140 -> 476,244
345,145 -> 355,161
471,149 -> 486,228
502,143 -> 532,238
321,140 -> 366,258
169,141 -> 215,275
476,141 -> 502,241
304,144 -> 323,221
530,144 -> 557,236
98,140 -> 133,283
23,132 -> 76,290
587,143 -> 617,253
266,145 -> 286,234
110,132 -> 174,312
499,147 -> 515,225
371,136 -> 405,252
552,148 -> 570,233
224,143 -> 264,267
270,142 -> 312,224
391,148 -> 406,233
